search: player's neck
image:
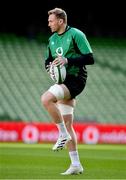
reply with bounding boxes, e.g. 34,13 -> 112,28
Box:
57,24 -> 67,35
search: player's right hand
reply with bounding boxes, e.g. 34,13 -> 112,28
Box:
46,62 -> 52,74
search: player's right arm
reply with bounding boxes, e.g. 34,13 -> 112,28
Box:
45,46 -> 53,71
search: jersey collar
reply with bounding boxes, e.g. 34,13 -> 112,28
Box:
57,25 -> 71,36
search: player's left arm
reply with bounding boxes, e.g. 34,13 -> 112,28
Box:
67,30 -> 94,66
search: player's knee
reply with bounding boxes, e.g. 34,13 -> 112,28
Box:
41,93 -> 53,108
41,93 -> 48,107
41,91 -> 57,108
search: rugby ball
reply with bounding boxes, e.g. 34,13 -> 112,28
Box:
49,64 -> 66,84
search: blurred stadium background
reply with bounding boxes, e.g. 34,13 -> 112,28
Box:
0,0 -> 126,144
0,34 -> 126,124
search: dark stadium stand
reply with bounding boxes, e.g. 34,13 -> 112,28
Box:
0,34 -> 126,123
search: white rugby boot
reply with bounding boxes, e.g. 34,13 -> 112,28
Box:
61,164 -> 84,175
52,134 -> 71,151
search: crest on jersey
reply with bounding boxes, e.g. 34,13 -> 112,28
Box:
56,47 -> 63,56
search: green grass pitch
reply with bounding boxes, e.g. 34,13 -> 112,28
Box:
0,143 -> 126,179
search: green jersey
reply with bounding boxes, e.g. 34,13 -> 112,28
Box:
45,26 -> 94,79
47,26 -> 92,58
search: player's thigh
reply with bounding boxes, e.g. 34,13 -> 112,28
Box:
60,84 -> 72,100
58,84 -> 76,107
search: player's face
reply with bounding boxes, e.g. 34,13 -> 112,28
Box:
48,14 -> 61,33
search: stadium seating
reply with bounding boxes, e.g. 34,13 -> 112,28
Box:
0,34 -> 126,124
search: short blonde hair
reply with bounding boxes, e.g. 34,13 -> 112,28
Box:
48,8 -> 67,24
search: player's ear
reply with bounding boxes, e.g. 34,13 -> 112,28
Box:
59,19 -> 63,24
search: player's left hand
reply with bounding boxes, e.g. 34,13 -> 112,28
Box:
53,56 -> 68,67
